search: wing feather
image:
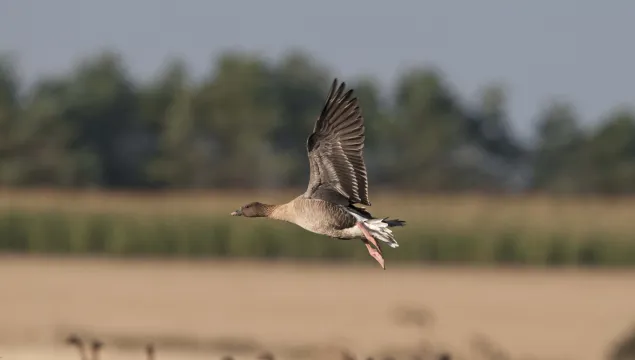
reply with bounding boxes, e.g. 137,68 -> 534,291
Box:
304,78 -> 371,206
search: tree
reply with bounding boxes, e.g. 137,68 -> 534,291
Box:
142,59 -> 213,187
62,51 -> 143,187
269,50 -> 331,187
0,54 -> 22,185
586,109 -> 635,194
17,77 -> 102,186
392,66 -> 464,190
456,83 -> 528,192
0,47 -> 632,194
532,101 -> 586,193
196,51 -> 280,188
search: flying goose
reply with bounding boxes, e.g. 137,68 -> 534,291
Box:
230,78 -> 405,269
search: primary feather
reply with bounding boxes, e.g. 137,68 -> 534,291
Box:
304,79 -> 370,206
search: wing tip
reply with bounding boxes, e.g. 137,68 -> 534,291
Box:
329,77 -> 351,99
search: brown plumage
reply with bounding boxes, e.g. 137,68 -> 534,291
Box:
231,78 -> 405,269
305,78 -> 370,207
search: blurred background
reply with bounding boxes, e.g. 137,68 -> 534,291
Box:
1,1 -> 635,359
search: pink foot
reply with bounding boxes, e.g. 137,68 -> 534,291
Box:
356,222 -> 385,270
364,241 -> 385,269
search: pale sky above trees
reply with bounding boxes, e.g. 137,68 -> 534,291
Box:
1,0 -> 634,141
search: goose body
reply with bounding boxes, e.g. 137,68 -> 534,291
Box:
269,197 -> 364,240
231,79 -> 405,269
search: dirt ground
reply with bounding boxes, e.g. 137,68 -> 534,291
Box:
0,256 -> 634,360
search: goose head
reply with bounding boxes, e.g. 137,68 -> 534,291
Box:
230,202 -> 271,217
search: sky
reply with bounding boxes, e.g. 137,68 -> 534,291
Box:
1,0 -> 634,142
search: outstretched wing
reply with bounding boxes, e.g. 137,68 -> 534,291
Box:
303,78 -> 371,206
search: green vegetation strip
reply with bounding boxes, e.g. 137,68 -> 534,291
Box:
1,210 -> 634,266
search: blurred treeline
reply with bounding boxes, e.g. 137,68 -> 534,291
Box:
2,49 -> 635,193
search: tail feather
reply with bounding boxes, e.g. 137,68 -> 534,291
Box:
384,218 -> 406,227
345,207 -> 406,249
364,217 -> 403,249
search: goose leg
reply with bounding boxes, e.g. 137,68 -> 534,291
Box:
356,222 -> 385,270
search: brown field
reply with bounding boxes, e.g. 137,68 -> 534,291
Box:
1,256 -> 634,360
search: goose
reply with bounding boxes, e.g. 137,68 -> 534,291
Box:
65,334 -> 88,360
90,339 -> 103,360
230,78 -> 405,269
